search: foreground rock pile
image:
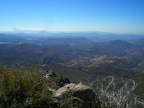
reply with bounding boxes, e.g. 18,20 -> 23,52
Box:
55,83 -> 100,108
45,70 -> 100,108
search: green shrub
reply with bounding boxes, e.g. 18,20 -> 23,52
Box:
0,65 -> 55,108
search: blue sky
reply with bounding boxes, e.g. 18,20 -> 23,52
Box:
0,0 -> 144,34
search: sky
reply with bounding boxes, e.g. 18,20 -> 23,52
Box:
0,0 -> 144,34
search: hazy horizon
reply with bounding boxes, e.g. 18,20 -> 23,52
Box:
0,0 -> 144,35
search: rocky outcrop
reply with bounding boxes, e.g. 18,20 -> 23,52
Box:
54,83 -> 100,108
44,70 -> 70,87
56,76 -> 70,87
44,70 -> 100,107
45,70 -> 57,80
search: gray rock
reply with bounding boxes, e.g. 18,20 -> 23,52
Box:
57,76 -> 71,87
54,83 -> 100,108
46,70 -> 57,77
44,70 -> 57,81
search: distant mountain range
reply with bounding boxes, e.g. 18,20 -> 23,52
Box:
1,31 -> 144,41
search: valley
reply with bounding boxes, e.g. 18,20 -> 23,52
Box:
0,32 -> 144,100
